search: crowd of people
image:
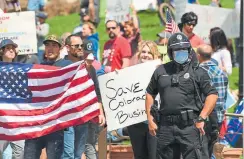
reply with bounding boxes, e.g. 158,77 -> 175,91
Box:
0,0 -> 241,159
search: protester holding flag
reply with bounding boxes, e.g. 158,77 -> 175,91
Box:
128,40 -> 160,159
0,39 -> 24,159
63,35 -> 105,159
178,12 -> 204,48
23,35 -> 72,159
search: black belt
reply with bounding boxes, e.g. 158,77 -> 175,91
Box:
161,115 -> 181,124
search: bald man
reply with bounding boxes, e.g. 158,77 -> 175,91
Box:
197,44 -> 229,158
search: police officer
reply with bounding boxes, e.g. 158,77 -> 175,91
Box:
145,32 -> 218,159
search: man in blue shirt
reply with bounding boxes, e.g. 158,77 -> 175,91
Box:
197,44 -> 228,158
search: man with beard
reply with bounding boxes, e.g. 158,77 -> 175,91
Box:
102,20 -> 132,72
63,35 -> 105,159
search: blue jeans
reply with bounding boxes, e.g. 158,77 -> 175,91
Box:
62,127 -> 74,159
85,122 -> 99,159
74,123 -> 88,159
24,130 -> 64,159
0,140 -> 24,159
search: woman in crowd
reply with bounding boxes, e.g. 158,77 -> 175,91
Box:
0,39 -> 24,159
128,40 -> 160,159
82,22 -> 100,61
209,27 -> 232,75
122,5 -> 141,56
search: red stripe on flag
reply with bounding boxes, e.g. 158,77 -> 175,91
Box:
0,110 -> 100,141
28,65 -> 79,79
29,74 -> 90,92
31,74 -> 91,103
0,97 -> 98,128
32,64 -> 59,70
0,85 -> 96,116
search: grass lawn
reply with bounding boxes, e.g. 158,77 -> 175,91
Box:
46,0 -> 239,90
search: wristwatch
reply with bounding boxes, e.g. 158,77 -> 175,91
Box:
195,116 -> 207,123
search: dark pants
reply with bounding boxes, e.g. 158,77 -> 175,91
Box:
24,130 -> 64,159
157,123 -> 202,159
127,122 -> 157,159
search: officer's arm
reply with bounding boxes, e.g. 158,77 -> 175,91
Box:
198,69 -> 218,119
146,93 -> 155,121
145,70 -> 159,121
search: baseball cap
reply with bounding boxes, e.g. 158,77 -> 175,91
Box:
79,8 -> 88,17
83,39 -> 94,54
43,35 -> 61,47
157,31 -> 172,39
36,12 -> 48,19
0,39 -> 18,49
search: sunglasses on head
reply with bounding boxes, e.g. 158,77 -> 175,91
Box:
106,27 -> 116,31
186,22 -> 196,27
70,44 -> 83,49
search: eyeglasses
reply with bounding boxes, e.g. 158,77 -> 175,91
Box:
70,44 -> 83,49
106,27 -> 116,31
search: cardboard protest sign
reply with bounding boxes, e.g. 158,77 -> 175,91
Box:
175,4 -> 240,39
0,11 -> 37,55
98,60 -> 161,131
105,0 -> 131,23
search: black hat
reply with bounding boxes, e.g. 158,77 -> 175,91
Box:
0,39 -> 18,49
167,32 -> 191,60
181,12 -> 198,26
83,39 -> 94,54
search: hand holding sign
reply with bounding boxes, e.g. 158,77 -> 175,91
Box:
98,60 -> 161,131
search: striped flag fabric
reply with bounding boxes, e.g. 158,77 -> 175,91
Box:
0,61 -> 100,141
165,9 -> 180,33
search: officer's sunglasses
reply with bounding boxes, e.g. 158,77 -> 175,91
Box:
70,44 -> 83,49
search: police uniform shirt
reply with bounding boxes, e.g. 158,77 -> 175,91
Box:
146,61 -> 217,115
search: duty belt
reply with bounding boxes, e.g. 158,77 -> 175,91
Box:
161,115 -> 181,124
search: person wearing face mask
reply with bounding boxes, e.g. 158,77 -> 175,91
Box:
146,32 -> 218,159
128,40 -> 160,159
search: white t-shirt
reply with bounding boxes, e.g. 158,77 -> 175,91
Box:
212,48 -> 232,75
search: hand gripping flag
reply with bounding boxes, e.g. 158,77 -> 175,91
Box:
0,61 -> 100,141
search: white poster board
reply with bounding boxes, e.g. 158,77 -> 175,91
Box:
176,4 -> 240,39
106,0 -> 131,23
132,0 -> 157,11
98,60 -> 161,131
0,11 -> 37,55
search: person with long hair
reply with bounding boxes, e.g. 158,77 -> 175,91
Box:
128,40 -> 160,159
209,27 -> 232,75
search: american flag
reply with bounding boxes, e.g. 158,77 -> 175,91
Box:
165,9 -> 180,33
0,61 -> 100,141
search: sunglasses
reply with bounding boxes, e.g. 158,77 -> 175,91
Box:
186,22 -> 196,27
106,27 -> 116,31
70,44 -> 83,49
